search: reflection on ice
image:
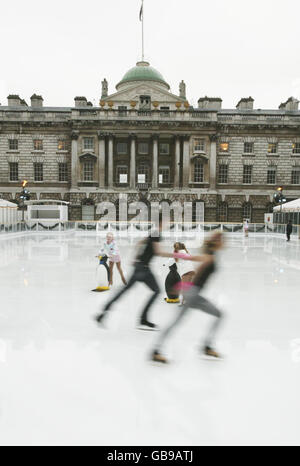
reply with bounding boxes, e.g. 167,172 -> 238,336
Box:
0,233 -> 300,445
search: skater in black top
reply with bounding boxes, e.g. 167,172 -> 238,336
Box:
151,232 -> 225,363
95,215 -> 174,331
287,220 -> 293,242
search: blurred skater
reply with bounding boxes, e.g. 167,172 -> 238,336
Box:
95,215 -> 174,331
151,232 -> 225,363
99,233 -> 127,286
286,220 -> 293,242
243,219 -> 249,238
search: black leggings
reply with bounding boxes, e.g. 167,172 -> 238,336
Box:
103,264 -> 160,322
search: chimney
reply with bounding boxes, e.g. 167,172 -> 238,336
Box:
74,96 -> 87,108
236,97 -> 254,110
31,94 -> 44,108
7,95 -> 21,107
20,99 -> 28,107
279,97 -> 299,112
198,96 -> 222,110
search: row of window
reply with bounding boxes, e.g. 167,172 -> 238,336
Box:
10,160 -> 300,185
115,142 -> 170,155
217,203 -> 253,222
7,139 -> 69,151
218,141 -> 300,155
9,163 -> 68,182
5,138 -> 300,156
217,165 -> 300,185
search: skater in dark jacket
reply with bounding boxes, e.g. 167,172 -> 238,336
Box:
287,221 -> 293,242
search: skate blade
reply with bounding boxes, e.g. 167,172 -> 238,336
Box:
137,325 -> 159,332
200,354 -> 224,362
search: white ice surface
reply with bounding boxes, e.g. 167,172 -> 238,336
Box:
0,233 -> 300,446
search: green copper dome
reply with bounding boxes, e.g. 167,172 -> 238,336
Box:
116,61 -> 170,90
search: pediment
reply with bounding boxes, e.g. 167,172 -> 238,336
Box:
103,83 -> 185,104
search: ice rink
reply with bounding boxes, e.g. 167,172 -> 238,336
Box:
0,232 -> 300,446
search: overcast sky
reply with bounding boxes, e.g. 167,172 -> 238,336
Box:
0,0 -> 299,109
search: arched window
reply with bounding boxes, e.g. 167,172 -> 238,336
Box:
217,202 -> 228,222
243,203 -> 252,222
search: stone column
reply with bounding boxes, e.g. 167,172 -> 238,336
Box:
130,134 -> 136,189
152,135 -> 159,189
98,132 -> 106,188
182,135 -> 190,187
209,135 -> 217,190
108,134 -> 114,189
174,136 -> 180,188
71,131 -> 79,188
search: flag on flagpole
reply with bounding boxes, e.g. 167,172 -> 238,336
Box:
139,0 -> 143,21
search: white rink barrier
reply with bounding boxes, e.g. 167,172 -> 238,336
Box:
1,221 -> 300,238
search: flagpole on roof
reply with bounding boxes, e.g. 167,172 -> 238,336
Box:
140,0 -> 145,61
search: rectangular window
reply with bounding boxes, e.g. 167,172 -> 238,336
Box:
83,161 -> 94,181
160,107 -> 170,116
59,163 -> 68,182
9,163 -> 19,181
194,162 -> 204,183
292,143 -> 300,154
9,139 -> 18,151
117,142 -> 128,155
218,165 -> 228,184
267,168 -> 277,185
244,142 -> 254,154
116,166 -> 128,184
138,142 -> 149,154
268,143 -> 278,154
33,139 -> 43,151
194,138 -> 206,152
118,106 -> 127,116
137,163 -> 150,183
291,170 -> 300,185
243,165 -> 252,184
159,166 -> 170,184
159,143 -> 170,155
219,143 -> 229,153
83,137 -> 94,151
34,163 -> 43,182
58,140 -> 68,151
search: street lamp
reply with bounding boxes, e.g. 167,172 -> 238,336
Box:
19,180 -> 31,221
274,187 -> 287,224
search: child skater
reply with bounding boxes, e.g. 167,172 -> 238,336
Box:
99,233 -> 127,286
173,242 -> 195,286
151,232 -> 225,363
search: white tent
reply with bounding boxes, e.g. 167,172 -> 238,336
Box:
0,199 -> 19,225
274,199 -> 300,212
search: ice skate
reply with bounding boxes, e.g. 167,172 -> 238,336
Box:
94,313 -> 106,327
203,346 -> 222,360
137,319 -> 159,331
151,350 -> 168,364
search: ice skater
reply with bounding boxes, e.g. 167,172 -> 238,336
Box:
243,219 -> 249,238
286,220 -> 293,242
99,233 -> 127,286
173,242 -> 195,287
95,215 -> 174,331
151,232 -> 225,363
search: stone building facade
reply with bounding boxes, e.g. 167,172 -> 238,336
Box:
1,61 -> 300,223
